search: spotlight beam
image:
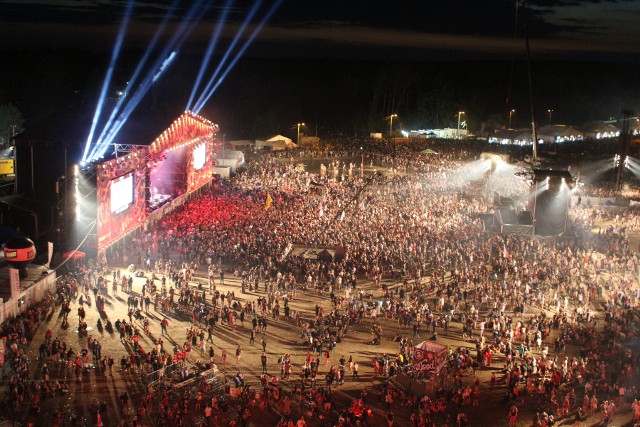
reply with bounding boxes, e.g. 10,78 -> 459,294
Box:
82,0 -> 135,162
88,0 -> 211,161
194,0 -> 284,113
88,0 -> 181,161
186,0 -> 235,111
153,51 -> 178,82
192,0 -> 264,113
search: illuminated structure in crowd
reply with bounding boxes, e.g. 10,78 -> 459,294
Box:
73,112 -> 219,256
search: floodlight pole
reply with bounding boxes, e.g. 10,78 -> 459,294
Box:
297,123 -> 305,145
389,114 -> 397,138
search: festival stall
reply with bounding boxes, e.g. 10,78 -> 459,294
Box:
412,341 -> 449,376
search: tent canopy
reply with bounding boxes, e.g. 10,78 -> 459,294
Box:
420,148 -> 438,154
63,250 -> 85,260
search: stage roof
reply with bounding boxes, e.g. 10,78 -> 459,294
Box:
149,111 -> 218,154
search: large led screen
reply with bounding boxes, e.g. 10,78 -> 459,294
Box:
193,143 -> 206,170
110,173 -> 134,214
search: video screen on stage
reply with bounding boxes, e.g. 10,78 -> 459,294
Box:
110,173 -> 134,214
193,143 -> 206,170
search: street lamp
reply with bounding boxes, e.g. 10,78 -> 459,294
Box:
547,109 -> 554,125
508,109 -> 515,129
389,114 -> 397,137
297,123 -> 305,145
457,111 -> 465,139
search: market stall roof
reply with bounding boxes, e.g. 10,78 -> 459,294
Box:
420,148 -> 438,154
415,341 -> 448,354
63,250 -> 85,260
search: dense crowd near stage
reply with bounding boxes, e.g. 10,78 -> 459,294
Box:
1,138 -> 640,427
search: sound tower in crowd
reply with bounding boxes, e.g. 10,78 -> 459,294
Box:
532,169 -> 574,236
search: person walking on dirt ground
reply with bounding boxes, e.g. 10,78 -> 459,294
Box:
235,345 -> 242,366
508,405 -> 518,427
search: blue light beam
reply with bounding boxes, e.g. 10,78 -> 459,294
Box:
192,0 -> 264,113
194,0 -> 283,113
82,0 -> 135,162
89,0 -> 181,160
153,51 -> 177,82
89,0 -> 211,161
186,0 -> 235,111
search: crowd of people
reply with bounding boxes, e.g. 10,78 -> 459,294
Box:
0,138 -> 639,426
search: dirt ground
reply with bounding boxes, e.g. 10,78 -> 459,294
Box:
2,159 -> 638,427
3,249 -> 637,427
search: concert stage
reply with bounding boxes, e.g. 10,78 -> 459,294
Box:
73,112 -> 220,256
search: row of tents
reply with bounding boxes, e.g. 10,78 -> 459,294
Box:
226,119 -> 640,150
490,121 -> 640,145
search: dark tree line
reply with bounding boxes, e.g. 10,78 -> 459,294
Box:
1,48 -> 638,143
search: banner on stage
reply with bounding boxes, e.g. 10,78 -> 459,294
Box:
46,241 -> 53,268
9,268 -> 20,300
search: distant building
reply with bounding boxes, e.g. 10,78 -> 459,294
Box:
629,118 -> 640,136
489,129 -> 532,145
299,135 -> 320,145
227,140 -> 255,151
536,125 -> 583,144
579,121 -> 620,140
404,128 -> 467,139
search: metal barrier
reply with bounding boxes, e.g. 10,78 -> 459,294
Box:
146,360 -> 185,386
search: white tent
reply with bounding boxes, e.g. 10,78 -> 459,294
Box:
265,134 -> 296,150
214,150 -> 245,173
537,125 -> 583,144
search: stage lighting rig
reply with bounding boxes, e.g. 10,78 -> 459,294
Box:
187,0 -> 234,111
82,0 -> 134,162
192,0 -> 264,113
193,0 -> 284,113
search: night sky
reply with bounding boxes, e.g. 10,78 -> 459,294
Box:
1,0 -> 639,146
1,0 -> 639,60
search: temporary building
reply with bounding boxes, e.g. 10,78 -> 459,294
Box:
579,121 -> 620,140
214,150 -> 245,173
264,135 -> 296,150
412,341 -> 449,375
537,125 -> 583,144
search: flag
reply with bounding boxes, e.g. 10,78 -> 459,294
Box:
265,193 -> 273,210
503,243 -> 510,259
340,210 -> 345,222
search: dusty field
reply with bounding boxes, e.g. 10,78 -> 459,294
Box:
3,252 -> 636,427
